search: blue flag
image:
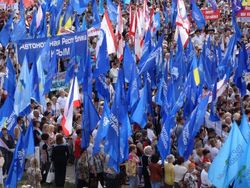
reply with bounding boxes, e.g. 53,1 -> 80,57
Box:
232,11 -> 242,41
171,0 -> 177,28
105,69 -> 130,172
139,34 -> 164,75
178,95 -> 209,159
0,14 -> 13,47
207,0 -> 217,11
191,0 -> 206,29
24,121 -> 35,157
31,60 -> 41,103
240,114 -> 250,143
81,51 -> 93,95
3,58 -> 16,97
94,30 -> 110,77
232,0 -> 242,14
131,84 -> 148,128
11,15 -> 26,42
92,0 -> 101,28
209,81 -> 220,121
44,52 -> 57,94
157,117 -> 174,161
233,139 -> 250,188
208,122 -> 247,188
95,74 -> 111,102
14,57 -> 31,116
99,0 -> 104,15
75,15 -> 81,32
127,59 -> 139,111
106,0 -> 118,24
62,4 -> 73,27
123,43 -> 136,83
82,15 -> 87,31
81,94 -> 100,150
163,1 -> 169,25
5,134 -> 26,188
93,100 -> 111,155
72,0 -> 89,14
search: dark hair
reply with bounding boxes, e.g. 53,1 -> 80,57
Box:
41,133 -> 49,141
56,134 -> 64,145
17,116 -> 23,122
151,154 -> 159,163
76,129 -> 82,136
202,149 -> 210,156
176,157 -> 185,165
1,127 -> 7,131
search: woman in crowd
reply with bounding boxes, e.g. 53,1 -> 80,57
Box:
27,157 -> 42,188
76,150 -> 90,188
164,154 -> 175,188
142,146 -> 153,188
148,154 -> 162,188
174,157 -> 188,188
51,134 -> 69,187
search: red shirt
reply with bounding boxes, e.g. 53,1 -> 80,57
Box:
149,163 -> 162,182
74,137 -> 81,159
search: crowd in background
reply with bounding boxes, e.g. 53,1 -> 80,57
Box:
0,0 -> 249,188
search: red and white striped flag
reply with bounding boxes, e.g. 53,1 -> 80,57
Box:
175,0 -> 190,48
101,11 -> 117,54
61,77 -> 81,136
116,4 -> 124,61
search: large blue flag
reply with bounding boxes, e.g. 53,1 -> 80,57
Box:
62,3 -> 73,27
99,0 -> 104,15
11,15 -> 26,42
3,58 -> 16,97
208,122 -> 247,188
31,60 -> 40,103
131,84 -> 148,128
81,51 -> 93,95
157,117 -> 174,161
94,30 -> 110,78
233,139 -> 250,188
207,0 -> 217,11
14,57 -> 31,116
191,0 -> 206,29
232,0 -> 242,14
5,134 -> 26,188
240,114 -> 250,143
105,69 -> 131,172
178,95 -> 209,159
81,94 -> 100,150
93,100 -> 111,155
232,11 -> 242,41
24,121 -> 35,157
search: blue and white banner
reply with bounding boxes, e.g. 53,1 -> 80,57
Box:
17,31 -> 88,64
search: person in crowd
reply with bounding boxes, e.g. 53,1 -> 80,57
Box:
0,151 -> 4,185
40,133 -> 51,184
142,146 -> 153,188
174,157 -> 188,188
51,134 -> 69,187
0,128 -> 14,176
76,150 -> 90,188
200,162 -> 213,188
183,163 -> 198,188
126,144 -> 140,188
164,154 -> 175,188
27,157 -> 42,188
148,154 -> 162,188
14,116 -> 24,142
33,120 -> 42,147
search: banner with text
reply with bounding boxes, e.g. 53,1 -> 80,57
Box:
201,8 -> 220,20
237,6 -> 250,22
17,31 -> 87,64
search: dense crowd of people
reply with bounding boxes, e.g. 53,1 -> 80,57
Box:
0,0 -> 249,188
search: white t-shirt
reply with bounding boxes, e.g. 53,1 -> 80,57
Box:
174,165 -> 188,183
109,68 -> 119,84
201,169 -> 213,187
57,96 -> 67,110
